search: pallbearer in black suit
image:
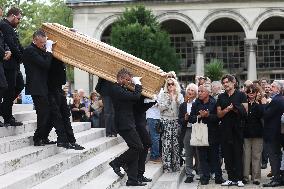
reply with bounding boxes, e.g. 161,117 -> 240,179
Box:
0,28 -> 10,127
0,7 -> 24,126
43,57 -> 84,150
23,30 -> 54,146
133,96 -> 156,183
109,68 -> 146,186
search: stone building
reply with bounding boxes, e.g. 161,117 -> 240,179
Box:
66,0 -> 284,93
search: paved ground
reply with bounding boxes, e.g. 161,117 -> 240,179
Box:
179,163 -> 282,189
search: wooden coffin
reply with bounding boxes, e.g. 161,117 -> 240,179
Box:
41,23 -> 166,98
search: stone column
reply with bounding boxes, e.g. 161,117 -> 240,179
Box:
245,38 -> 258,81
192,40 -> 206,76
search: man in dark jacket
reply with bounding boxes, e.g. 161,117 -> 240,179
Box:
23,30 -> 54,146
95,78 -> 116,136
189,84 -> 224,185
109,68 -> 146,186
43,57 -> 84,150
0,7 -> 24,126
133,96 -> 156,183
0,29 -> 10,127
263,80 -> 284,187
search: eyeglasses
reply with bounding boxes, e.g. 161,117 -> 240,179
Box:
13,15 -> 21,21
167,83 -> 175,86
247,91 -> 256,94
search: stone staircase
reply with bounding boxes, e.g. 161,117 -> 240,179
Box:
0,104 -> 164,189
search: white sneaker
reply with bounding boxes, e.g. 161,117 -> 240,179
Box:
237,181 -> 244,187
221,180 -> 233,186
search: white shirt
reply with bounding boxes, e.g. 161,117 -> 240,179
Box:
186,99 -> 195,127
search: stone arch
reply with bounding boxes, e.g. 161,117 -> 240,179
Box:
252,8 -> 284,37
94,14 -> 119,40
156,12 -> 199,39
199,9 -> 250,38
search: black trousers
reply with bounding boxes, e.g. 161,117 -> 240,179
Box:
0,87 -> 6,115
114,128 -> 143,182
265,140 -> 282,181
197,144 -> 222,180
2,69 -> 24,121
136,125 -> 152,177
102,96 -> 116,135
222,134 -> 243,182
43,92 -> 76,143
32,95 -> 50,142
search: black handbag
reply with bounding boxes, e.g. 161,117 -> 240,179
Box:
155,120 -> 164,134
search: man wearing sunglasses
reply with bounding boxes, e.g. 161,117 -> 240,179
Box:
0,7 -> 24,126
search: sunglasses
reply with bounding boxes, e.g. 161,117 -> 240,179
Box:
247,91 -> 256,94
167,83 -> 175,86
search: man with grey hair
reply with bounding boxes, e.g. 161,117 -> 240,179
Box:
211,81 -> 222,100
189,84 -> 224,185
263,80 -> 284,187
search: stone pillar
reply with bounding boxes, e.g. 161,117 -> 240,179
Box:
192,40 -> 206,76
245,38 -> 258,81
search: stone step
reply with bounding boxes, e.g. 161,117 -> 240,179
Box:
30,143 -> 128,189
82,162 -> 163,189
0,128 -> 104,176
0,122 -> 91,154
0,136 -> 124,189
0,111 -> 37,123
12,104 -> 33,113
152,167 -> 185,189
0,120 -> 37,138
13,110 -> 37,122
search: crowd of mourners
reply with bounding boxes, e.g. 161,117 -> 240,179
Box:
145,73 -> 284,187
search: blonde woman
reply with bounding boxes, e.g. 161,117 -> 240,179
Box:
158,78 -> 184,172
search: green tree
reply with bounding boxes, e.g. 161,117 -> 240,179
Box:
111,5 -> 180,72
205,59 -> 227,81
0,0 -> 74,82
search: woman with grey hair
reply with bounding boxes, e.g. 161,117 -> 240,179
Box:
178,83 -> 198,182
158,78 -> 184,172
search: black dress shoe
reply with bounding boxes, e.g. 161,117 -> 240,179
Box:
34,140 -> 45,146
126,180 -> 147,186
70,143 -> 85,150
5,119 -> 23,126
253,181 -> 260,185
263,180 -> 281,187
200,179 -> 209,185
138,176 -> 152,182
109,161 -> 124,178
261,164 -> 267,169
184,176 -> 193,183
57,142 -> 74,149
42,139 -> 57,145
215,177 -> 225,184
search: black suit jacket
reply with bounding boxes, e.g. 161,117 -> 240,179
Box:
178,102 -> 188,128
48,57 -> 66,93
0,30 -> 7,88
263,94 -> 284,142
0,19 -> 23,70
111,83 -> 142,131
23,43 -> 52,96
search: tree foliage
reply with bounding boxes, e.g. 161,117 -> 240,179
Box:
0,0 -> 73,47
0,0 -> 74,82
111,5 -> 180,72
204,59 -> 226,81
